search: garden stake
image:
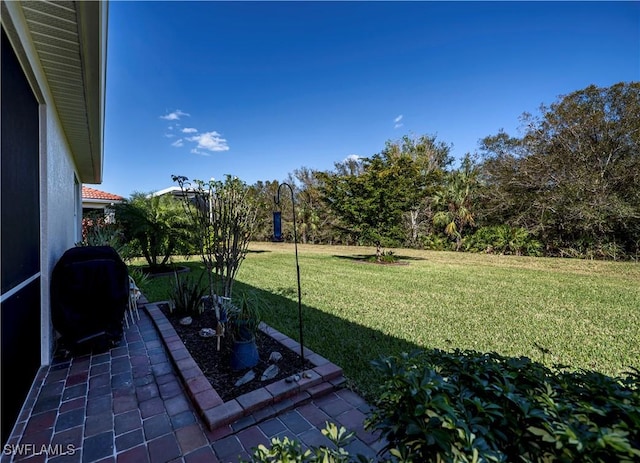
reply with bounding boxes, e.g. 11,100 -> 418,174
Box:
274,183 -> 305,373
216,322 -> 224,351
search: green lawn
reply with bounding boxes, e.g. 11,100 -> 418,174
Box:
139,243 -> 640,399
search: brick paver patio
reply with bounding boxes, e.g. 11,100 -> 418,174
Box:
1,303 -> 385,462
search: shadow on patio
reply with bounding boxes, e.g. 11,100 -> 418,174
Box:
1,280 -> 421,462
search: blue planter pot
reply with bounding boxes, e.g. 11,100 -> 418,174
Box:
231,339 -> 259,370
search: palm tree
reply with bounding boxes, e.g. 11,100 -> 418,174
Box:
433,157 -> 478,251
115,193 -> 189,271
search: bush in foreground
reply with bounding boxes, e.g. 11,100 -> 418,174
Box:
244,422 -> 372,463
366,350 -> 640,462
244,349 -> 639,462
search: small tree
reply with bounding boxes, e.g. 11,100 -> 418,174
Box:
319,134 -> 452,258
172,175 -> 256,315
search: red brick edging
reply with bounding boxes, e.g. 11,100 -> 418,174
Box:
143,301 -> 345,431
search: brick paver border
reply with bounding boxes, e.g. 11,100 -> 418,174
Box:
144,301 -> 345,431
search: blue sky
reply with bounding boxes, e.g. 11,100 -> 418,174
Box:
101,1 -> 639,198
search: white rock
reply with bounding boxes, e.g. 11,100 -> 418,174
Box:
179,316 -> 193,326
285,374 -> 300,383
234,370 -> 255,387
260,364 -> 279,381
199,328 -> 216,338
268,351 -> 283,363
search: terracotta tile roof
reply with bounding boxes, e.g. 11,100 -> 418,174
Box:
82,186 -> 124,202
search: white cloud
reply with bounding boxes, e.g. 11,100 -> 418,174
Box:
394,114 -> 404,129
160,109 -> 190,121
160,111 -> 228,153
344,154 -> 361,163
186,131 -> 229,153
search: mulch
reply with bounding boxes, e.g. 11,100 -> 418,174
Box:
158,303 -> 313,401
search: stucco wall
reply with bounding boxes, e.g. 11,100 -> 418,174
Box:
40,104 -> 81,364
42,104 -> 79,265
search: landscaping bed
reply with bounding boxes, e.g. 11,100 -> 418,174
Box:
157,302 -> 313,401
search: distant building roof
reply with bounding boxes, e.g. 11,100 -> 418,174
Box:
82,186 -> 124,202
148,186 -> 184,197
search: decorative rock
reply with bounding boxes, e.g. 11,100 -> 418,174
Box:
285,374 -> 300,383
234,370 -> 255,387
260,364 -> 279,381
179,316 -> 193,326
268,351 -> 283,363
199,328 -> 216,338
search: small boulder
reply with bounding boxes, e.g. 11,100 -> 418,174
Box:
285,374 -> 300,383
260,364 -> 279,381
199,328 -> 216,338
268,351 -> 283,363
234,370 -> 255,387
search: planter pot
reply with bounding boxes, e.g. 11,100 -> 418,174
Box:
237,324 -> 254,341
231,338 -> 259,370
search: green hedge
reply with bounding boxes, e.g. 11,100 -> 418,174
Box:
366,350 -> 640,462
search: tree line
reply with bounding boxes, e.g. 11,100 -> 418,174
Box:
248,82 -> 640,260
104,82 -> 639,264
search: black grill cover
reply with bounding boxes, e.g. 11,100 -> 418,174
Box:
51,246 -> 128,349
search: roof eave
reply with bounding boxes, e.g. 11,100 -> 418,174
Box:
74,1 -> 108,184
83,198 -> 122,205
2,0 -> 108,184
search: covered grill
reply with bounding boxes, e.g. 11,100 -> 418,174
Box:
51,246 -> 128,351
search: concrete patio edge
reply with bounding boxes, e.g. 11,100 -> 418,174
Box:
143,301 -> 345,432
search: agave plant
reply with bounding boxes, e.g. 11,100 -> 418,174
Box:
168,270 -> 207,316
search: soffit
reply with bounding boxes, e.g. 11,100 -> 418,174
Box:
17,0 -> 106,183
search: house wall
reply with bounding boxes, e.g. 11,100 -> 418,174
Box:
40,104 -> 83,364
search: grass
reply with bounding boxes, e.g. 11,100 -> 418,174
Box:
136,243 -> 640,399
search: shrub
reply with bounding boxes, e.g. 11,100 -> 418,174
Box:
128,267 -> 152,295
366,350 -> 640,463
366,250 -> 399,264
557,239 -> 626,261
77,215 -> 134,260
420,233 -> 451,251
115,193 -> 190,272
244,422 -> 373,463
465,225 -> 542,256
168,270 -> 207,316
